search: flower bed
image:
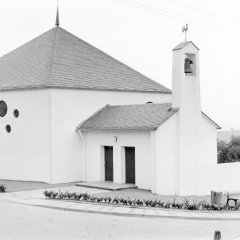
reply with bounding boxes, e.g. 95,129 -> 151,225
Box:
43,190 -> 240,211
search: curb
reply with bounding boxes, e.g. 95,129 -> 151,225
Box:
43,198 -> 240,214
3,199 -> 240,221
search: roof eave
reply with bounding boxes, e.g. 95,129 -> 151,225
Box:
0,85 -> 172,94
172,41 -> 200,51
77,127 -> 156,131
201,112 -> 221,129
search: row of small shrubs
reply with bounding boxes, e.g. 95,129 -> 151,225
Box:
0,184 -> 6,192
43,190 -> 239,211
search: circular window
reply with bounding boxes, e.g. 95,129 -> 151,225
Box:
14,109 -> 19,118
6,125 -> 11,133
0,101 -> 7,117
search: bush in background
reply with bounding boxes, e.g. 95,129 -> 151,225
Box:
218,136 -> 240,163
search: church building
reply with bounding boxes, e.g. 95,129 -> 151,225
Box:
0,14 -> 221,196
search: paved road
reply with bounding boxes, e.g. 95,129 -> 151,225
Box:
1,201 -> 240,240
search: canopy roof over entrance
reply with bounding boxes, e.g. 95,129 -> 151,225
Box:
77,103 -> 178,130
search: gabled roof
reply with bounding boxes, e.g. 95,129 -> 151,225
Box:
0,27 -> 171,93
77,103 -> 178,130
172,41 -> 199,51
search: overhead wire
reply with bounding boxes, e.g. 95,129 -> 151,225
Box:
112,0 -> 240,37
160,0 -> 240,22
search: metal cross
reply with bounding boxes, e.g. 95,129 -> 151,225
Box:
182,24 -> 188,42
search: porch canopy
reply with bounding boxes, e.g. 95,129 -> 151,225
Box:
77,103 -> 178,131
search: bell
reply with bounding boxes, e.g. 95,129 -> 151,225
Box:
184,57 -> 193,74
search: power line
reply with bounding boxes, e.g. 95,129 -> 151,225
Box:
112,0 -> 240,37
160,0 -> 240,23
117,0 -> 237,29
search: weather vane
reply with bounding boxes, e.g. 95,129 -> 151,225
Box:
182,24 -> 188,42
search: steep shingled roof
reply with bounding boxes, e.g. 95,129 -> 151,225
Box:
0,27 -> 171,93
77,103 -> 178,130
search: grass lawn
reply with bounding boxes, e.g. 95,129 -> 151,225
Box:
91,188 -> 229,204
0,180 -> 79,192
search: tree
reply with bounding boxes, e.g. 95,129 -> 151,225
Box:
229,135 -> 240,146
217,136 -> 240,163
227,145 -> 240,162
217,140 -> 229,163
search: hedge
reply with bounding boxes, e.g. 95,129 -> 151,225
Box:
43,190 -> 239,211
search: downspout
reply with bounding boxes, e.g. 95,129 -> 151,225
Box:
76,129 -> 86,182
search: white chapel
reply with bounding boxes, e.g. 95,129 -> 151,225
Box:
0,14 -> 225,196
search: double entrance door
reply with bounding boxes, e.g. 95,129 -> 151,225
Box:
104,146 -> 135,184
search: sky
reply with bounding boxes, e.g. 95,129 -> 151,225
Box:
0,0 -> 240,130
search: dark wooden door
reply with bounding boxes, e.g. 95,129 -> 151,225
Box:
105,146 -> 113,181
125,147 -> 135,184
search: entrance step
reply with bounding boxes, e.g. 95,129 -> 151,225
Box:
76,181 -> 137,191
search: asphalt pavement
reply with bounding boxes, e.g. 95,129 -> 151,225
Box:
1,201 -> 240,240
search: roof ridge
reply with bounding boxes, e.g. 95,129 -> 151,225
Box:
47,27 -> 59,86
57,27 -> 171,93
0,27 -> 56,59
107,102 -> 172,108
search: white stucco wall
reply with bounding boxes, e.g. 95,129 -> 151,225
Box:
1,87 -> 238,196
214,163 -> 240,194
83,130 -> 152,190
0,89 -> 51,182
196,116 -> 240,195
194,116 -> 218,195
153,113 -> 219,196
154,114 -> 178,195
172,43 -> 203,196
50,88 -> 171,183
0,87 -> 170,184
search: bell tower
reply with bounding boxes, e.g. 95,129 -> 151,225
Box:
172,41 -> 201,195
172,41 -> 200,109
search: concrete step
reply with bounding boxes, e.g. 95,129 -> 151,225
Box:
76,181 -> 137,191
